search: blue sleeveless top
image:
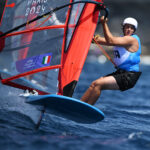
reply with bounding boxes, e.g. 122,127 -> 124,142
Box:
113,34 -> 141,72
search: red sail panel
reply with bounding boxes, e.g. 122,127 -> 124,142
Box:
59,0 -> 103,96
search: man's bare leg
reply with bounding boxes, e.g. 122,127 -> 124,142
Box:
81,76 -> 119,105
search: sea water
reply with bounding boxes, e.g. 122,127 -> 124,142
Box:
0,59 -> 150,150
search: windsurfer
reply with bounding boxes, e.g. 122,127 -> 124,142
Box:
81,16 -> 141,105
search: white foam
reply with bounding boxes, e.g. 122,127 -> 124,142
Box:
128,132 -> 143,139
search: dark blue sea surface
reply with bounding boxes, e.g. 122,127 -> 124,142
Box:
0,60 -> 150,150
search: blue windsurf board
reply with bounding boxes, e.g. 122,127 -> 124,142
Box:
26,94 -> 104,124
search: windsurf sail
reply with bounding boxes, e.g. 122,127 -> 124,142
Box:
0,0 -> 107,96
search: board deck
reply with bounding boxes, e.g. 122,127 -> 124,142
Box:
26,94 -> 104,124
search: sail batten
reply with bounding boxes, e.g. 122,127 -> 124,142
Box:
4,24 -> 76,38
1,65 -> 62,83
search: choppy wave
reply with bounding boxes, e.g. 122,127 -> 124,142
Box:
0,63 -> 150,150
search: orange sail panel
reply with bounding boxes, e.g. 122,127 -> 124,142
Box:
59,0 -> 102,96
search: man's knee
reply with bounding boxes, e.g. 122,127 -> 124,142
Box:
90,78 -> 103,90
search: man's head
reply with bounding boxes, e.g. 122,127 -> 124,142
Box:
122,17 -> 138,36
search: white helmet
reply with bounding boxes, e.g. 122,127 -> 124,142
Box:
123,17 -> 138,30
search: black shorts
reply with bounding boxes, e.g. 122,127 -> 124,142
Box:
106,69 -> 142,91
